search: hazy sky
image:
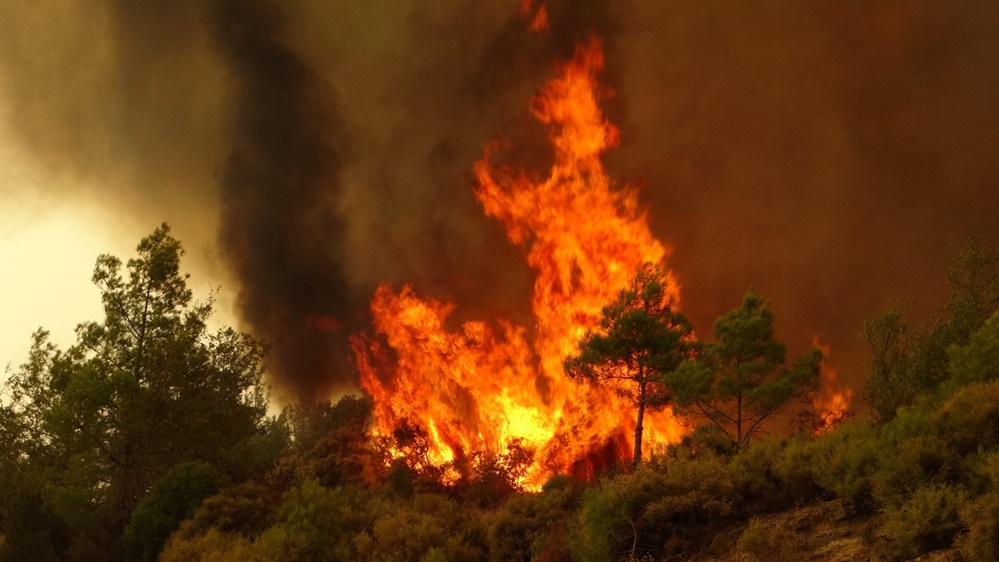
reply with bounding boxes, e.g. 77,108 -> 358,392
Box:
2,1 -> 998,401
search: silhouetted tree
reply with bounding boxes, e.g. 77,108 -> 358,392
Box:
0,224 -> 270,558
564,263 -> 693,467
668,290 -> 822,448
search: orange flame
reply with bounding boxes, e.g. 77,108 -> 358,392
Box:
811,337 -> 853,433
353,38 -> 685,487
519,0 -> 550,33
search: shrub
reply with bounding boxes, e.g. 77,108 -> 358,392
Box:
736,518 -> 797,562
363,497 -> 450,562
489,484 -> 578,561
255,480 -> 370,561
124,462 -> 229,562
932,379 -> 999,454
805,418 -> 881,507
771,418 -> 882,508
880,484 -> 966,559
177,480 -> 276,540
958,492 -> 999,561
948,312 -> 999,386
570,454 -> 735,560
879,398 -> 935,447
351,491 -> 488,562
872,435 -> 963,508
772,437 -> 823,504
729,435 -> 790,512
464,441 -> 534,508
671,424 -> 738,458
159,527 -> 261,562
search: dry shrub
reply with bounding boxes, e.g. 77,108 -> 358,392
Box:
880,484 -> 966,559
932,379 -> 999,454
736,518 -> 799,562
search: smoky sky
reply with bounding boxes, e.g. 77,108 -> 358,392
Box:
1,1 -> 998,400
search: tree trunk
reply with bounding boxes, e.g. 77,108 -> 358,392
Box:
633,396 -> 645,468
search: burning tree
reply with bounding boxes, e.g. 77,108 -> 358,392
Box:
354,38 -> 687,485
667,290 -> 822,448
564,263 -> 694,468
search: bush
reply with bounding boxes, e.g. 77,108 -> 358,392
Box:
736,518 -> 797,562
570,454 -> 735,560
352,492 -> 488,562
489,484 -> 578,561
729,435 -> 790,512
948,312 -> 999,386
362,497 -> 449,562
772,418 -> 881,508
463,441 -> 534,508
879,398 -> 935,447
671,424 -> 738,458
880,484 -> 966,559
872,435 -> 963,508
932,379 -> 999,454
806,418 -> 881,507
958,492 -> 999,561
177,481 -> 277,540
159,527 -> 261,562
772,437 -> 823,504
124,462 -> 229,562
255,480 -> 370,561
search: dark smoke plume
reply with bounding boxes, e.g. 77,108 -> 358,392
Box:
209,0 -> 352,401
2,0 -> 999,401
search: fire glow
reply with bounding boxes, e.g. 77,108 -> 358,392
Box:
812,338 -> 853,434
351,38 -> 686,487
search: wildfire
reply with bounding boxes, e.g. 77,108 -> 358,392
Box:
519,0 -> 549,33
352,38 -> 685,487
811,338 -> 853,433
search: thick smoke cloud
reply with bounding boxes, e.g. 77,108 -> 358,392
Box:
208,0 -> 352,401
610,1 -> 999,382
1,1 -> 998,399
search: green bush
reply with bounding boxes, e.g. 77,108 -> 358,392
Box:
879,398 -> 936,448
570,454 -> 735,560
489,484 -> 577,561
958,491 -> 999,561
362,497 -> 450,562
872,435 -> 963,508
177,481 -> 276,540
729,435 -> 790,512
736,518 -> 797,562
670,424 -> 738,458
932,379 -> 999,454
124,462 -> 229,562
255,480 -> 370,561
771,418 -> 882,508
772,437 -> 823,504
806,418 -> 881,507
880,484 -> 966,559
948,312 -> 999,386
353,492 -> 488,562
159,527 -> 261,562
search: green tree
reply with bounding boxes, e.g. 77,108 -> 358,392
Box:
945,237 -> 999,345
564,263 -> 694,468
0,224 -> 271,559
860,239 -> 999,420
668,290 -> 821,448
948,311 -> 999,386
858,301 -> 916,421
